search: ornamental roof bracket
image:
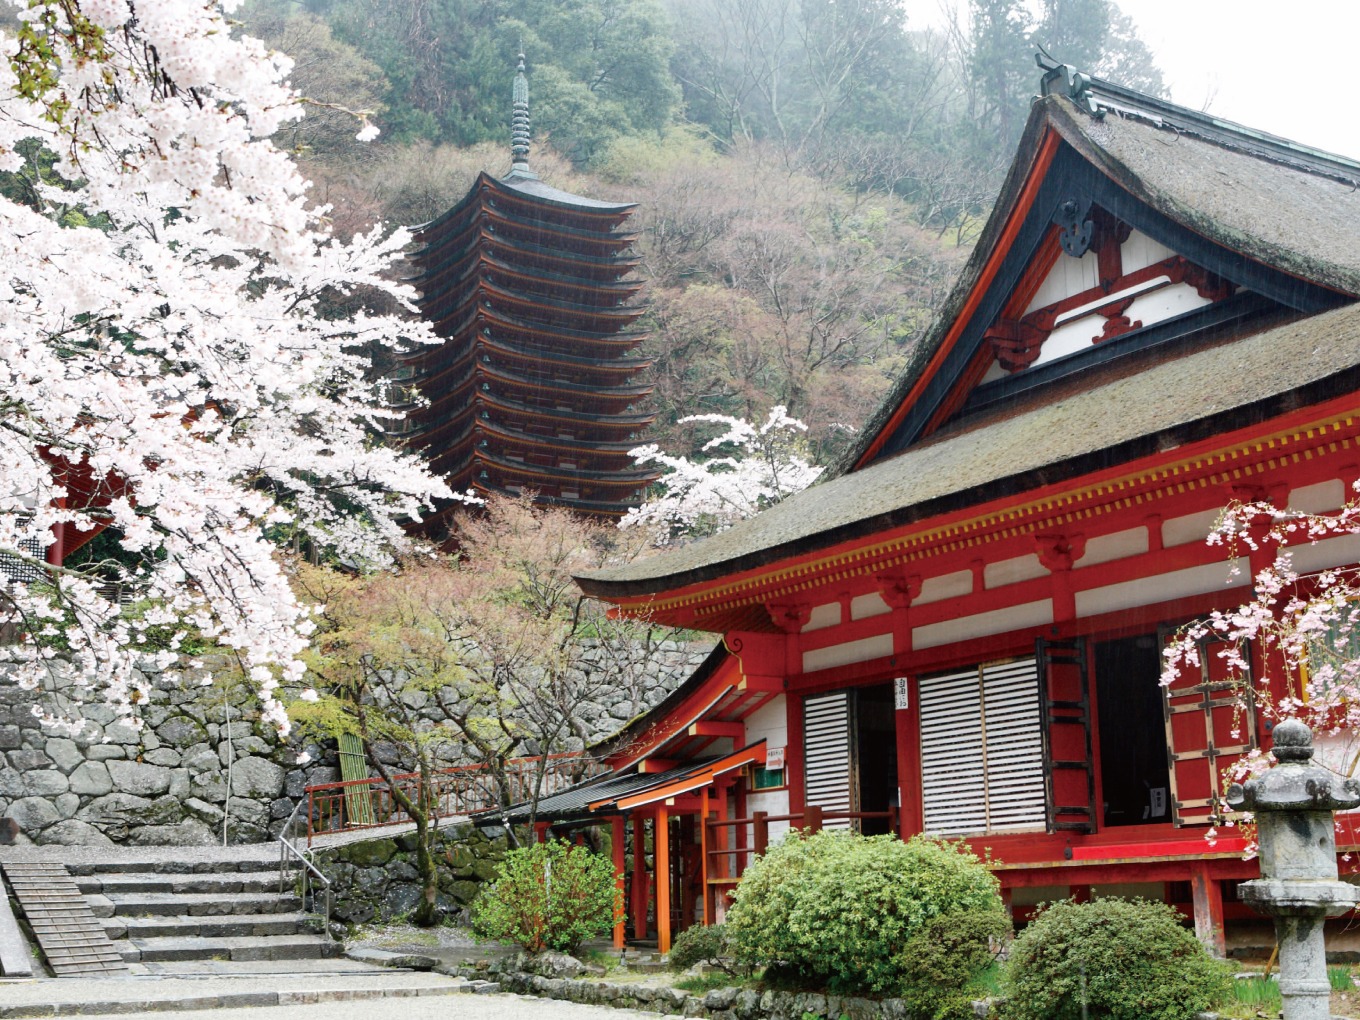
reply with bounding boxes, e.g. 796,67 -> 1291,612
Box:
1035,51 -> 1103,119
507,45 -> 538,181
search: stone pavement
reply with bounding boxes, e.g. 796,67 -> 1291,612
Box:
7,992 -> 659,1020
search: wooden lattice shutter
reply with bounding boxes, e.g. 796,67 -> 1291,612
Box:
980,658 -> 1047,831
919,668 -> 987,835
338,733 -> 376,826
1037,638 -> 1097,834
803,690 -> 857,830
1159,628 -> 1257,827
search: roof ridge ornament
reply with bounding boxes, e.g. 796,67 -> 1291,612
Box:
507,45 -> 538,181
1036,51 -> 1103,118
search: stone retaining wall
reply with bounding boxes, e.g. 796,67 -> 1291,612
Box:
313,822 -> 506,925
0,639 -> 710,846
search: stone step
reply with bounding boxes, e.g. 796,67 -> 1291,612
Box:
66,858 -> 289,876
78,871 -> 285,895
103,912 -> 321,940
111,933 -> 342,963
106,890 -> 302,917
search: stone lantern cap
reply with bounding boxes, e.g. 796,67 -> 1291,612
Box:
1226,719 -> 1360,814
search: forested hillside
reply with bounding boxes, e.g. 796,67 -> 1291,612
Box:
239,0 -> 1166,463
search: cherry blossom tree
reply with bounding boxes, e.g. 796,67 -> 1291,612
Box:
621,406 -> 826,544
1162,487 -> 1360,849
0,0 -> 458,738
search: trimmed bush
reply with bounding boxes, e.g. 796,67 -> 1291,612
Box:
668,923 -> 728,971
1001,897 -> 1234,1020
471,839 -> 621,953
724,830 -> 1004,994
897,909 -> 1010,1019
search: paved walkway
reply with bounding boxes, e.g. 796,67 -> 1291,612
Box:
1,991 -> 658,1020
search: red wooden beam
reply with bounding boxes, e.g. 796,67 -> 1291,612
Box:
638,758 -> 677,774
688,721 -> 744,739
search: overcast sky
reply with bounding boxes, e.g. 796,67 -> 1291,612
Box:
908,0 -> 1360,162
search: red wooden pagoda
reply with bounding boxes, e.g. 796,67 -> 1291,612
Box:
399,54 -> 660,536
475,58 -> 1360,957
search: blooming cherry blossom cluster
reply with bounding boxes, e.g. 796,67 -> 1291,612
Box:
620,407 -> 825,545
0,0 -> 462,735
1161,485 -> 1360,853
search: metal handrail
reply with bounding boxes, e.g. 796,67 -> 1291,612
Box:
279,800 -> 334,938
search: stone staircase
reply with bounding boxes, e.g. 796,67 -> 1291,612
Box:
69,856 -> 341,974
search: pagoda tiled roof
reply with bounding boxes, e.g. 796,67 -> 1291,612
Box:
475,360 -> 654,401
478,389 -> 656,430
473,449 -> 660,486
475,418 -> 643,457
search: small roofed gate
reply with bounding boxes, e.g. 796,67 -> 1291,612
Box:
1159,628 -> 1258,826
1037,638 -> 1097,834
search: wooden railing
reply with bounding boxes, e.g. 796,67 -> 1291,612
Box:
303,752 -> 606,846
702,804 -> 900,917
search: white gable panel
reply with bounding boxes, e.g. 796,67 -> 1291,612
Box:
801,602 -> 841,632
1163,508 -> 1222,548
1025,248 -> 1099,313
985,553 -> 1048,588
1120,229 -> 1175,274
851,592 -> 891,620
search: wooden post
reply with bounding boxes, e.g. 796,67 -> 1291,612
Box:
735,775 -> 748,877
611,815 -> 626,949
631,814 -> 648,939
715,778 -> 729,881
701,787 -> 713,926
656,805 -> 671,953
1190,862 -> 1226,957
805,803 -> 822,833
534,822 -> 548,844
753,811 -> 768,857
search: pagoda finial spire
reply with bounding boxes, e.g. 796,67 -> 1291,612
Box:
508,44 -> 536,179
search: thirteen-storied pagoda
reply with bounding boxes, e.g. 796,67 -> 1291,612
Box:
399,54 -> 660,537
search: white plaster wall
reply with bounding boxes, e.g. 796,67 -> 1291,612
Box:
914,570 -> 973,605
802,632 -> 893,674
1163,507 -> 1222,548
1289,479 -> 1345,513
985,553 -> 1048,588
1284,533 -> 1360,575
1074,527 -> 1148,568
801,603 -> 841,632
1074,558 -> 1249,618
851,592 -> 891,621
912,599 -> 1053,651
743,695 -> 790,843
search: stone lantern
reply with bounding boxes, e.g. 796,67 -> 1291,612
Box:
1228,719 -> 1360,1020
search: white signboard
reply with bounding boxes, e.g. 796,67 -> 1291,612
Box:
894,677 -> 910,710
766,746 -> 786,770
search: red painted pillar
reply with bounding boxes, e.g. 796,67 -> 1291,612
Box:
1190,861 -> 1226,957
701,787 -> 713,926
656,806 -> 671,953
631,814 -> 648,939
611,815 -> 626,949
785,693 -> 805,825
895,676 -> 922,837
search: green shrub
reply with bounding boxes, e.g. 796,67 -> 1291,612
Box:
724,830 -> 1003,995
1001,898 -> 1234,1020
471,839 -> 621,954
898,909 -> 1011,1019
669,923 -> 728,971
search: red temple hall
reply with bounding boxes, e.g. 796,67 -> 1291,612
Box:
399,54 -> 659,536
476,60 -> 1360,956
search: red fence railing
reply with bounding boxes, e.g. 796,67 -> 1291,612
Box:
303,752 -> 607,846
